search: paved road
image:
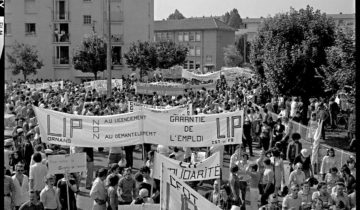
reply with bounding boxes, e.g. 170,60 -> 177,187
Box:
75,145 -> 294,210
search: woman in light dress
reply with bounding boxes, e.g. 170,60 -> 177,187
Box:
270,149 -> 285,195
320,148 -> 337,181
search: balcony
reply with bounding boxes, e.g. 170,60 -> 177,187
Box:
52,11 -> 70,22
111,34 -> 124,44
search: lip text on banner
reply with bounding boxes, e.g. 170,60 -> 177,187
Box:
33,106 -> 243,147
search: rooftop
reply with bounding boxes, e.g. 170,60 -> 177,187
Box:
154,17 -> 236,31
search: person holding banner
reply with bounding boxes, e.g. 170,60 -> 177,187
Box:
90,168 -> 108,210
57,173 -> 78,210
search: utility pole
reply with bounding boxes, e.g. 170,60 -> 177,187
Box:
106,0 -> 112,97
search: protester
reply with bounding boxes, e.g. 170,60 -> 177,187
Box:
118,167 -> 136,205
83,147 -> 94,190
311,182 -> 331,208
90,168 -> 108,210
218,184 -> 233,210
288,163 -> 306,188
4,166 -> 16,210
13,162 -> 30,210
57,173 -> 78,210
294,149 -> 313,179
282,184 -> 302,210
325,167 -> 340,194
106,174 -> 119,210
19,191 -> 45,210
330,182 -> 350,210
270,149 -> 285,195
320,148 -> 338,181
245,164 -> 260,210
205,179 -> 221,205
131,188 -> 154,204
340,166 -> 355,194
286,133 -> 302,172
29,152 -> 48,197
260,158 -> 275,206
229,166 -> 242,207
258,193 -> 280,210
40,174 -> 61,210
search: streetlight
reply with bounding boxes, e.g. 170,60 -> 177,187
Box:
106,0 -> 112,97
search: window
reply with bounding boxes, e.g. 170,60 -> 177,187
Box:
195,32 -> 201,41
189,46 -> 195,56
166,32 -> 172,40
195,46 -> 201,56
54,46 -> 69,64
55,0 -> 67,20
189,60 -> 194,69
156,32 -> 161,41
206,55 -> 212,63
178,32 -> 183,42
83,15 -> 92,25
53,23 -> 69,42
183,60 -> 188,69
161,33 -> 166,40
184,32 -> 189,42
189,32 -> 195,42
25,23 -> 36,36
112,46 -> 122,65
5,23 -> 11,35
195,61 -> 200,69
83,0 -> 91,2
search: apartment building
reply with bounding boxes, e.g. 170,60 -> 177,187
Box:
5,0 -> 154,83
154,18 -> 236,71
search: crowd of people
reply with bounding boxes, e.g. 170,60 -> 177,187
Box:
3,74 -> 356,210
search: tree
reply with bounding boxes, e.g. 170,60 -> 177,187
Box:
320,27 -> 355,95
124,40 -> 188,78
6,41 -> 44,80
156,41 -> 188,69
228,9 -> 242,29
223,45 -> 243,67
250,6 -> 336,98
73,33 -> 107,80
168,9 -> 185,20
250,6 -> 336,120
222,12 -> 231,24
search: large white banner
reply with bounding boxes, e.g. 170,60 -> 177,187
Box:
26,81 -> 64,90
182,69 -> 221,81
120,204 -> 160,210
33,106 -> 243,147
84,79 -> 123,92
128,101 -> 192,115
135,82 -> 186,96
160,164 -> 221,210
153,152 -> 220,181
47,153 -> 87,174
221,67 -> 254,86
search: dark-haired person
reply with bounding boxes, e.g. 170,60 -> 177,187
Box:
218,184 -> 233,210
259,193 -> 280,210
29,152 -> 48,197
140,166 -> 159,203
312,182 -> 331,208
22,133 -> 34,176
229,165 -> 242,207
90,168 -> 108,210
107,174 -> 119,210
4,165 -> 16,210
325,167 -> 340,194
282,184 -> 301,210
13,163 -> 30,210
105,163 -> 122,189
346,157 -> 355,178
19,191 -> 44,210
260,158 -> 275,206
245,163 -> 261,209
286,133 -> 302,172
118,167 -> 136,205
330,182 -> 350,210
57,173 -> 78,210
320,148 -> 337,181
340,166 -> 355,195
294,149 -> 313,179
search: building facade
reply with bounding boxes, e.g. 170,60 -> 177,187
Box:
5,0 -> 154,83
154,18 -> 236,71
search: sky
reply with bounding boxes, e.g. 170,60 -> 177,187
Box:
154,0 -> 355,20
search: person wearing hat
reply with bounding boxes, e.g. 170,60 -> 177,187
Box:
294,149 -> 313,179
4,138 -> 14,172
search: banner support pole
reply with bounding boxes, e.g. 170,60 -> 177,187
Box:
65,169 -> 71,210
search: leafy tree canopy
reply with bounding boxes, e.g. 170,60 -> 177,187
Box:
72,33 -> 107,80
250,5 -> 336,98
168,9 -> 185,20
124,40 -> 188,78
228,8 -> 242,29
320,27 -> 355,95
6,41 -> 44,80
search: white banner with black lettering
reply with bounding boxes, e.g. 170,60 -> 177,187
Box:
128,101 -> 192,115
33,106 -> 243,147
160,163 -> 221,210
153,152 -> 220,181
182,69 -> 221,81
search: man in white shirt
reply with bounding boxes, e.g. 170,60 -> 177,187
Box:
12,163 -> 29,209
29,152 -> 48,197
90,168 -> 108,210
282,184 -> 302,210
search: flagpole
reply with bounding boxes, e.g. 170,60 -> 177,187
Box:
65,169 -> 70,210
